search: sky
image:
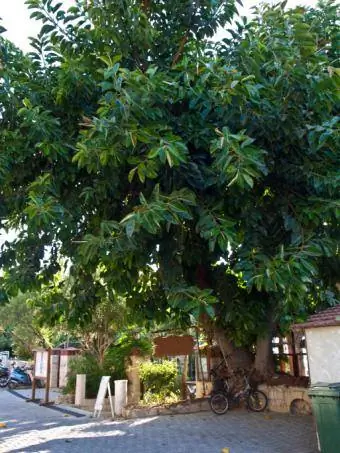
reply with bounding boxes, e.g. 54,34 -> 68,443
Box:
0,0 -> 318,52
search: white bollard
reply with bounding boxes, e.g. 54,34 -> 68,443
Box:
114,379 -> 128,416
75,374 -> 86,406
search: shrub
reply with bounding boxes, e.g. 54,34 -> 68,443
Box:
104,332 -> 153,379
139,360 -> 179,403
63,353 -> 113,398
63,334 -> 153,398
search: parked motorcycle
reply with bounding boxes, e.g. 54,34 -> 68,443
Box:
8,365 -> 33,388
0,363 -> 10,387
0,363 -> 44,389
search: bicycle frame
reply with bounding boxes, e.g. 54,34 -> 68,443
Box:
230,376 -> 251,402
213,373 -> 252,401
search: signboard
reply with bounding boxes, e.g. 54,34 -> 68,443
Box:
154,335 -> 194,357
0,351 -> 10,367
93,376 -> 114,418
31,349 -> 52,405
34,350 -> 49,379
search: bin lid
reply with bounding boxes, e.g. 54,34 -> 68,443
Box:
309,382 -> 340,398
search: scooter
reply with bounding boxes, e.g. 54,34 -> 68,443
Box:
8,365 -> 33,388
7,364 -> 45,389
0,363 -> 10,387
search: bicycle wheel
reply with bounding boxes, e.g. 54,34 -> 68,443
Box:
247,390 -> 268,412
209,392 -> 229,415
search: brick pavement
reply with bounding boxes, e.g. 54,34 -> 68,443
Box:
0,389 -> 318,453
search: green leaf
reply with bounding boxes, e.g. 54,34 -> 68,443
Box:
243,173 -> 254,188
40,24 -> 55,35
125,220 -> 135,238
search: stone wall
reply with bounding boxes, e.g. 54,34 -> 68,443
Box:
77,397 -> 114,414
259,384 -> 312,415
122,398 -> 210,419
57,383 -> 312,418
56,394 -> 115,418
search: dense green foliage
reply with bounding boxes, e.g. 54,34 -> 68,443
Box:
140,360 -> 179,402
0,293 -> 55,358
64,332 -> 152,397
64,353 -> 109,398
0,332 -> 13,355
0,1 -> 339,369
105,330 -> 153,378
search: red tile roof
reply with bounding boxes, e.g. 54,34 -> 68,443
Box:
294,305 -> 340,330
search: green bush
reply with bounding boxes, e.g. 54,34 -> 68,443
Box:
63,334 -> 152,398
141,390 -> 180,406
104,332 -> 153,379
139,360 -> 179,401
63,354 -> 113,398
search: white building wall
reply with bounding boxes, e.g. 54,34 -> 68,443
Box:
305,326 -> 340,384
59,354 -> 69,387
50,353 -> 59,388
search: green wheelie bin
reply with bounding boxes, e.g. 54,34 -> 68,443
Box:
308,383 -> 340,453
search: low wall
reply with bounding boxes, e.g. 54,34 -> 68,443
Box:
56,394 -> 115,417
57,385 -> 312,419
123,398 -> 210,419
77,397 -> 114,413
259,384 -> 312,415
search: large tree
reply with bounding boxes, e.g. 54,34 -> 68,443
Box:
0,0 -> 339,374
0,293 -> 55,358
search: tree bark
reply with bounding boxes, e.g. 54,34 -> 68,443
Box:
254,332 -> 275,378
213,326 -> 253,371
254,313 -> 275,378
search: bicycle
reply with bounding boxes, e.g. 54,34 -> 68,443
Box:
209,368 -> 268,415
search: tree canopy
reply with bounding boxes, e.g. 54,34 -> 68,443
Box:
0,292 -> 55,358
0,0 -> 339,369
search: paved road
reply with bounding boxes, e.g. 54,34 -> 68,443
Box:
0,390 -> 318,453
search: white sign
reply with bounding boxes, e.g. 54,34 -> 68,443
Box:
34,350 -> 49,378
93,376 -> 114,418
0,351 -> 10,366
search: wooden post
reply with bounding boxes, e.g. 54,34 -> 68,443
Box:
279,337 -> 285,373
181,355 -> 188,400
56,350 -> 61,388
196,328 -> 206,396
31,351 -> 37,401
207,347 -> 211,381
290,332 -> 299,377
44,348 -> 51,405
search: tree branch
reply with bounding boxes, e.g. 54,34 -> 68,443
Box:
172,33 -> 189,67
141,0 -> 150,11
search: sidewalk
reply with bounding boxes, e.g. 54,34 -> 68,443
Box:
0,389 -> 318,453
5,387 -> 91,417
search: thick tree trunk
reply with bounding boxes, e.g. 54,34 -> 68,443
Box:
213,327 -> 253,371
195,264 -> 253,371
254,332 -> 275,378
254,312 -> 275,379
